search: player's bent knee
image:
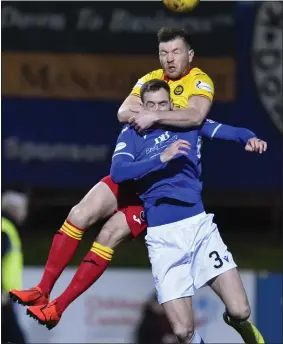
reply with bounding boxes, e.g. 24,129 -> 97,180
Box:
228,303 -> 251,321
67,182 -> 117,229
68,203 -> 98,229
171,323 -> 194,342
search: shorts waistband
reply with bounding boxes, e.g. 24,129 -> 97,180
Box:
147,211 -> 206,232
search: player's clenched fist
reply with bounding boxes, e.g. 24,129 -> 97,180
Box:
160,139 -> 191,163
245,138 -> 267,154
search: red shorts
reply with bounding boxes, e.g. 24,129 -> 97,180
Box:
101,175 -> 147,237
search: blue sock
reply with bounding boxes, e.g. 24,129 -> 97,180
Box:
191,330 -> 205,344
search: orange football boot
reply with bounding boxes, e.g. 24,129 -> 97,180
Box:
27,301 -> 61,330
9,286 -> 49,306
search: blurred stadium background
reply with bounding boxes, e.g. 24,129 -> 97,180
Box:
2,1 -> 282,343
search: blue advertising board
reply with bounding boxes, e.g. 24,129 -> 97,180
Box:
2,99 -> 121,187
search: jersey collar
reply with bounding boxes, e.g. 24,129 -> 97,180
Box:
163,67 -> 193,82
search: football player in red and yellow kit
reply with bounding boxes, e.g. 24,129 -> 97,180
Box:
9,27 -> 264,343
120,37 -> 213,131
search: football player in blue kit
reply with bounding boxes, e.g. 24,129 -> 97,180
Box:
110,79 -> 266,344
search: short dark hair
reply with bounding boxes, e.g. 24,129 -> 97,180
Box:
140,79 -> 170,103
157,27 -> 193,49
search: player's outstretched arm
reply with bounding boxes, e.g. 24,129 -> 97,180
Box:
200,120 -> 267,153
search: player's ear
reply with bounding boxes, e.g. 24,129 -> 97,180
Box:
188,49 -> 194,63
170,99 -> 173,110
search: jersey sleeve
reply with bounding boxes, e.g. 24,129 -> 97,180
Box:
190,72 -> 214,102
130,71 -> 160,97
200,119 -> 257,144
112,125 -> 137,161
110,125 -> 163,183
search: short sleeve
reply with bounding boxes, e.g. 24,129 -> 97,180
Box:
130,70 -> 162,97
189,73 -> 214,102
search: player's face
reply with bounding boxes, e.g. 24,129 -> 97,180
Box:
143,89 -> 172,111
159,38 -> 194,80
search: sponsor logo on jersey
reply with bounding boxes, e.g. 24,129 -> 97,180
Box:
154,131 -> 170,145
174,85 -> 184,95
195,80 -> 213,93
252,2 -> 282,134
147,134 -> 178,155
114,142 -> 126,152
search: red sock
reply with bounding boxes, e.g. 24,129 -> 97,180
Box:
55,242 -> 113,315
37,220 -> 85,295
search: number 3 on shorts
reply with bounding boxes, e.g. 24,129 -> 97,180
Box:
209,250 -> 223,269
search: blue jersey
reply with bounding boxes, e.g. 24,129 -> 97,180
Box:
110,119 -> 256,226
